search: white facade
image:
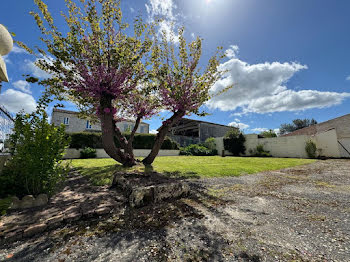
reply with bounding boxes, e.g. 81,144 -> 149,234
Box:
51,109 -> 149,134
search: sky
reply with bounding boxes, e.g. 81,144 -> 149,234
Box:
1,0 -> 350,134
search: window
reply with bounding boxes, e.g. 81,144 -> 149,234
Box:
63,117 -> 69,125
140,126 -> 145,133
86,120 -> 92,129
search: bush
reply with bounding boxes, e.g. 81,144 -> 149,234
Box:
68,132 -> 179,150
80,147 -> 97,159
305,140 -> 317,159
249,144 -> 271,157
203,137 -> 217,151
223,128 -> 246,156
0,111 -> 70,198
180,144 -> 214,156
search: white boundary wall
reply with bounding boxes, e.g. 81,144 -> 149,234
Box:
215,129 -> 342,158
64,149 -> 180,159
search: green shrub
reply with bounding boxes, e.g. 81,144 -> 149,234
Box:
180,144 -> 213,156
68,132 -> 179,150
0,111 -> 70,198
249,144 -> 271,157
305,140 -> 317,159
80,147 -> 97,159
203,137 -> 217,151
223,128 -> 246,156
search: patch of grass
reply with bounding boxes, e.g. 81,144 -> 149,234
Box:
69,156 -> 315,186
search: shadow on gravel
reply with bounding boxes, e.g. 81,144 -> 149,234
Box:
4,176 -> 262,262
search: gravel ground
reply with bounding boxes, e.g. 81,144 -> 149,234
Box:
0,159 -> 349,262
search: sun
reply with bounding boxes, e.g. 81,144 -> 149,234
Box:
206,0 -> 213,4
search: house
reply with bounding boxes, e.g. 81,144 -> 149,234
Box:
168,118 -> 234,146
51,109 -> 150,134
282,113 -> 350,157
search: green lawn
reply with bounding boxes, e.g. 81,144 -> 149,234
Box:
69,156 -> 315,186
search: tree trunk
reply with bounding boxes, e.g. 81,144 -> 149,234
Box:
142,111 -> 184,165
100,111 -> 126,164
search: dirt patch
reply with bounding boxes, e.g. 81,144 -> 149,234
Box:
0,159 -> 349,261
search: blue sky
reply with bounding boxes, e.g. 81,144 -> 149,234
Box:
1,0 -> 350,134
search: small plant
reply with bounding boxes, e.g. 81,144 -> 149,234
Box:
80,147 -> 97,159
223,128 -> 246,156
250,144 -> 271,157
305,140 -> 317,159
0,110 -> 70,198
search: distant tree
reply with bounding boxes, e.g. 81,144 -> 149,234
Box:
223,128 -> 246,156
260,129 -> 277,138
279,118 -> 317,135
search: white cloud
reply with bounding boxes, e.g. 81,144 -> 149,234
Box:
0,89 -> 37,113
225,45 -> 239,59
3,55 -> 10,64
146,0 -> 179,43
130,7 -> 135,13
150,129 -> 158,134
13,80 -> 31,94
346,76 -> 350,81
11,45 -> 28,54
250,127 -> 268,133
228,121 -> 249,130
24,59 -> 51,79
208,46 -> 350,114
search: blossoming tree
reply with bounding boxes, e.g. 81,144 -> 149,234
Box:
31,0 -> 228,166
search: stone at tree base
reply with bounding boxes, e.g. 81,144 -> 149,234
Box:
9,196 -> 20,210
113,172 -> 190,208
129,186 -> 154,208
33,194 -> 48,207
23,224 -> 47,238
153,182 -> 190,203
20,195 -> 35,209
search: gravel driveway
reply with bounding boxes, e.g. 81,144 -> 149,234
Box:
1,159 -> 349,261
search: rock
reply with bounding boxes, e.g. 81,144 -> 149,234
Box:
129,186 -> 154,208
23,224 -> 47,238
153,182 -> 190,202
33,194 -> 48,207
9,196 -> 20,210
20,195 -> 35,209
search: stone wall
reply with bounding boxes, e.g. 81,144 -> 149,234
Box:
64,149 -> 180,159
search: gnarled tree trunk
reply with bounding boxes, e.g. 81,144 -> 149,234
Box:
142,111 -> 184,165
100,95 -> 137,167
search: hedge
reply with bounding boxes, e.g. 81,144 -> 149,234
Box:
68,132 -> 179,150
